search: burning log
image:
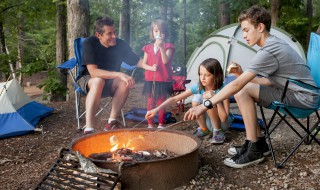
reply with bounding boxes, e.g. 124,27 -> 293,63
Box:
88,148 -> 177,162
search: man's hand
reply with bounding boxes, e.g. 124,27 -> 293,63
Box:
183,105 -> 207,121
119,72 -> 135,88
145,110 -> 157,120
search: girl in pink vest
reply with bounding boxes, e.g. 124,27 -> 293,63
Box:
142,19 -> 175,129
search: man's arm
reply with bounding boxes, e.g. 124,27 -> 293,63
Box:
87,64 -> 135,87
184,71 -> 257,121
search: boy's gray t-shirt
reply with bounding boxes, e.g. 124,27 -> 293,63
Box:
246,35 -> 319,108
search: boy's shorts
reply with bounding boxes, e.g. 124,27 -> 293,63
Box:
77,75 -> 115,97
259,85 -> 310,109
192,94 -> 234,132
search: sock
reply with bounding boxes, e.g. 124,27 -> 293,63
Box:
108,118 -> 116,123
214,128 -> 221,132
84,127 -> 94,132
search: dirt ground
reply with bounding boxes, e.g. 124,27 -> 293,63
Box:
0,72 -> 320,190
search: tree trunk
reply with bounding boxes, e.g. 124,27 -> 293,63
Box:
119,0 -> 130,44
67,0 -> 90,58
219,1 -> 230,27
306,0 -> 312,46
168,0 -> 174,42
0,22 -> 7,81
53,0 -> 68,102
161,0 -> 168,23
67,0 -> 90,100
182,0 -> 186,64
270,0 -> 281,26
17,15 -> 25,85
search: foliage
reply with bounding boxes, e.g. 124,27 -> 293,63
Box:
2,0 -> 320,101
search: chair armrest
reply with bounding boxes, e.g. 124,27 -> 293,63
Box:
57,58 -> 77,70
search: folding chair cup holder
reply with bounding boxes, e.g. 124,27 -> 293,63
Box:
259,32 -> 320,168
57,38 -> 136,130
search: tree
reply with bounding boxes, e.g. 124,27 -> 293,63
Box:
119,0 -> 130,43
53,0 -> 67,102
66,0 -> 90,100
270,0 -> 280,26
219,0 -> 230,27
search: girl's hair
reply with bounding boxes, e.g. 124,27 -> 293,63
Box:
149,19 -> 168,40
198,58 -> 224,91
94,16 -> 114,35
238,5 -> 271,32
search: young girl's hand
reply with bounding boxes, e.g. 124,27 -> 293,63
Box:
151,64 -> 157,71
203,90 -> 215,99
145,110 -> 156,120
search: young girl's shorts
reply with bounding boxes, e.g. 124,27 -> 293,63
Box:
192,94 -> 234,132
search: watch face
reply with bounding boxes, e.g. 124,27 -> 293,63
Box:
204,101 -> 210,106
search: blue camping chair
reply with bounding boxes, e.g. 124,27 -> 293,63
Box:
57,38 -> 136,130
259,32 -> 320,168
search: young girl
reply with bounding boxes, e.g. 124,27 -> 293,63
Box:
142,19 -> 175,129
145,58 -> 233,144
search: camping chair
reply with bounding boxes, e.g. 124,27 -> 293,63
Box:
259,32 -> 320,168
57,38 -> 136,130
171,64 -> 191,114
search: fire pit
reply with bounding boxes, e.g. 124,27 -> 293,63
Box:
71,128 -> 201,190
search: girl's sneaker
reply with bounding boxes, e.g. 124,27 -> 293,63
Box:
193,127 -> 210,138
211,130 -> 225,144
157,125 -> 165,129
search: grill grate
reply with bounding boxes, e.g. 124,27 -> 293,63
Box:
34,148 -> 121,190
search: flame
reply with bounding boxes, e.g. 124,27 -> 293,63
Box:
109,135 -> 136,152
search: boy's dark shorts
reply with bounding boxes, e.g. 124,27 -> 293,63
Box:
77,75 -> 114,97
259,85 -> 310,109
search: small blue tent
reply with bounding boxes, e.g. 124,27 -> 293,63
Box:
0,79 -> 53,139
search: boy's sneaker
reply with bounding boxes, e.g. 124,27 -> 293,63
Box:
228,137 -> 270,156
224,141 -> 264,168
193,127 -> 210,138
105,120 -> 124,131
210,130 -> 225,144
157,125 -> 165,129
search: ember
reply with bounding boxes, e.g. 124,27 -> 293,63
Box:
88,148 -> 177,162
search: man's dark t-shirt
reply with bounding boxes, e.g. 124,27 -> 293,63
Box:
81,36 -> 139,75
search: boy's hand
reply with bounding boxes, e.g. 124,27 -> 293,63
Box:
227,62 -> 243,76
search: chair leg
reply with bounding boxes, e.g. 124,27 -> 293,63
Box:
260,106 -> 283,168
75,91 -> 81,131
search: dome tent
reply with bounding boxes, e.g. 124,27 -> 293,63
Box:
0,79 -> 53,139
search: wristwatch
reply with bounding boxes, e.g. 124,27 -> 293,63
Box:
204,99 -> 214,109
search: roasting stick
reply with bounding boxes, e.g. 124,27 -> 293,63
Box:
110,120 -> 187,147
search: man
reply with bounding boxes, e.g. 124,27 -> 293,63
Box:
77,16 -> 155,134
183,6 -> 319,168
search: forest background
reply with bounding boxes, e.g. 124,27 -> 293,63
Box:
0,0 -> 319,101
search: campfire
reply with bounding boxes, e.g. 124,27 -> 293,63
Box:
71,129 -> 201,190
88,134 -> 178,162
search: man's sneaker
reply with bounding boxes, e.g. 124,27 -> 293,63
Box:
83,129 -> 95,135
210,130 -> 225,144
228,137 -> 270,156
224,141 -> 264,168
193,127 -> 210,138
105,120 -> 124,131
